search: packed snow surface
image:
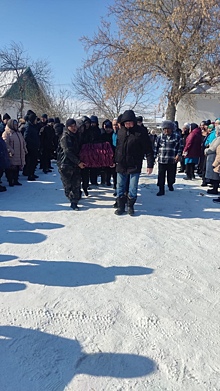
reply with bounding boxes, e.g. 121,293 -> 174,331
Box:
0,162 -> 219,391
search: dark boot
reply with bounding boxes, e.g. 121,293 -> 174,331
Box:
127,197 -> 136,216
0,185 -> 7,192
70,201 -> 79,211
213,197 -> 220,203
184,163 -> 192,180
115,196 -> 126,215
113,200 -> 118,208
14,180 -> 22,186
83,188 -> 89,196
207,182 -> 219,195
156,187 -> 165,196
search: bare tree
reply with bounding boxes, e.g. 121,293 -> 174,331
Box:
82,0 -> 220,120
0,42 -> 51,117
72,61 -> 157,119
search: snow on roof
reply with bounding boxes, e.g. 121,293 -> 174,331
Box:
191,83 -> 220,94
0,68 -> 24,97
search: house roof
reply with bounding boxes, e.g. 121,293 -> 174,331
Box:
191,83 -> 220,94
0,68 -> 23,97
0,67 -> 42,100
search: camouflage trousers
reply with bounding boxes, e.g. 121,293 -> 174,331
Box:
59,166 -> 82,203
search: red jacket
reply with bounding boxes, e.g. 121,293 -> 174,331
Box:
183,128 -> 202,158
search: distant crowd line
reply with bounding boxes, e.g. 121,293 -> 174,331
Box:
0,110 -> 220,214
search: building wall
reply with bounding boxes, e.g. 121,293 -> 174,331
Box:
0,98 -> 33,119
176,94 -> 220,128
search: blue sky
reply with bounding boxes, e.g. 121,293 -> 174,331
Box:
1,0 -> 114,89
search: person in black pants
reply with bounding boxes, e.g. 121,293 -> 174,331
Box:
154,121 -> 183,196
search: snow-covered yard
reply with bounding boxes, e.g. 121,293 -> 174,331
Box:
0,162 -> 219,391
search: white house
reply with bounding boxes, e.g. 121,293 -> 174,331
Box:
176,83 -> 220,127
0,67 -> 48,119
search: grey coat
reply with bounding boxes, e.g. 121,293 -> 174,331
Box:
205,136 -> 220,180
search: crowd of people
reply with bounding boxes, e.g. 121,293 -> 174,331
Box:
1,109 -> 220,215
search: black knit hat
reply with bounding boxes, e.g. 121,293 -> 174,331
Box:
190,123 -> 198,131
66,118 -> 76,128
29,113 -> 37,124
117,114 -> 123,124
104,120 -> 112,128
41,113 -> 48,119
90,115 -> 98,124
26,110 -> 35,116
121,110 -> 136,123
48,118 -> 55,123
3,113 -> 11,120
136,115 -> 143,122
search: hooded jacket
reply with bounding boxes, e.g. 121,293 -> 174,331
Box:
2,120 -> 27,167
115,124 -> 154,174
57,128 -> 81,169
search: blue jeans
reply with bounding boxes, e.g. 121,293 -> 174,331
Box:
117,173 -> 140,198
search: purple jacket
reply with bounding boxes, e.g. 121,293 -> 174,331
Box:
183,127 -> 202,158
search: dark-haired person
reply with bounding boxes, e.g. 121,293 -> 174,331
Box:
0,134 -> 10,191
89,115 -> 101,186
204,125 -> 220,195
23,112 -> 40,181
57,118 -> 86,210
182,123 -> 202,180
100,120 -> 114,186
0,113 -> 11,136
39,117 -> 55,173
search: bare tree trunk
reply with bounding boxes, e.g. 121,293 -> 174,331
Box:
165,99 -> 176,121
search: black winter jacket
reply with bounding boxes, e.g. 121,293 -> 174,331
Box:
57,129 -> 81,169
24,122 -> 40,152
80,125 -> 101,145
115,124 -> 154,174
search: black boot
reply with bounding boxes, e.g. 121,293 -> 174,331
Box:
184,163 -> 192,180
157,187 -> 165,196
0,185 -> 7,192
127,197 -> 136,215
207,184 -> 219,195
113,200 -> 118,208
70,202 -> 79,211
14,180 -> 22,186
115,196 -> 126,215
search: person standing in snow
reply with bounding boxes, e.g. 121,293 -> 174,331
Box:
114,109 -> 154,215
2,119 -> 27,186
57,118 -> 86,210
182,123 -> 202,180
23,112 -> 40,181
154,120 -> 183,196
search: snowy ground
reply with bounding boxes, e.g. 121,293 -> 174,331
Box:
0,161 -> 219,391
